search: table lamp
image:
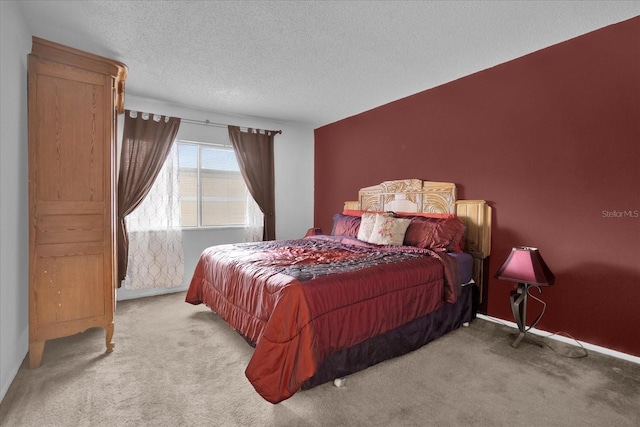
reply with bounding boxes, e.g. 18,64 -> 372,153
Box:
495,246 -> 555,348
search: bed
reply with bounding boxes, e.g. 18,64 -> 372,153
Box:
186,179 -> 491,403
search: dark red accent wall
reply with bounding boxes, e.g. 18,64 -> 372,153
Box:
313,17 -> 640,357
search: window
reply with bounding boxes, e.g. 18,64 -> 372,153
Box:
177,141 -> 247,227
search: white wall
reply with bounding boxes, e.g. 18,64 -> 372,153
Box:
0,0 -> 31,403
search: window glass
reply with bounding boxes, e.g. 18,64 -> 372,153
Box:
177,141 -> 246,227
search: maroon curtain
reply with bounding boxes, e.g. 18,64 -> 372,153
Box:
117,111 -> 181,284
228,126 -> 277,241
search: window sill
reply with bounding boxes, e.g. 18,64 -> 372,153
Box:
181,225 -> 245,231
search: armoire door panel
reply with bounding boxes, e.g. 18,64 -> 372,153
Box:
33,253 -> 105,325
35,75 -> 106,203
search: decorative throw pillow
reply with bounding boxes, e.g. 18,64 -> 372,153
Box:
331,213 -> 361,237
368,215 -> 412,246
356,212 -> 380,242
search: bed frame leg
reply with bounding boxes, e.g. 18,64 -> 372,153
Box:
462,322 -> 470,327
333,378 -> 346,388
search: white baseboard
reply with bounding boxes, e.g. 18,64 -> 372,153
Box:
476,314 -> 640,365
116,285 -> 188,301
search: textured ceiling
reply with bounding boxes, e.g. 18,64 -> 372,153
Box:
17,1 -> 640,127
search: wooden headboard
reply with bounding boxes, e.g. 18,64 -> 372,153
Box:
344,179 -> 491,301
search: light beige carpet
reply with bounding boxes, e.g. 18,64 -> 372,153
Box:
1,291 -> 639,426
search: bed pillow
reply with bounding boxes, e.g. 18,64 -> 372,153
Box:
356,212 -> 380,242
331,213 -> 361,238
448,218 -> 465,252
367,215 -> 412,246
403,216 -> 465,251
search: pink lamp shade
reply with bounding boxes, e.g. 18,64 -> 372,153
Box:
495,246 -> 555,286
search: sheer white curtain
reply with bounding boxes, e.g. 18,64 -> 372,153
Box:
122,144 -> 184,290
244,193 -> 264,242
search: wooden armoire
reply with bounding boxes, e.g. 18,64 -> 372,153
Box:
28,37 -> 127,368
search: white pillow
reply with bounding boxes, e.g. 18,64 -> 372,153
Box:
368,215 -> 412,246
356,212 -> 379,242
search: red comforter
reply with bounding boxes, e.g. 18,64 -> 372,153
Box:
185,235 -> 460,403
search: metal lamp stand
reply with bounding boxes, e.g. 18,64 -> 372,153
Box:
509,283 -> 545,348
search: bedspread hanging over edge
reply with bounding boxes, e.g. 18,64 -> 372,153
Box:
186,237 -> 461,403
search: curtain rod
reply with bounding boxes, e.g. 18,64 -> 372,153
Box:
180,118 -> 282,134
